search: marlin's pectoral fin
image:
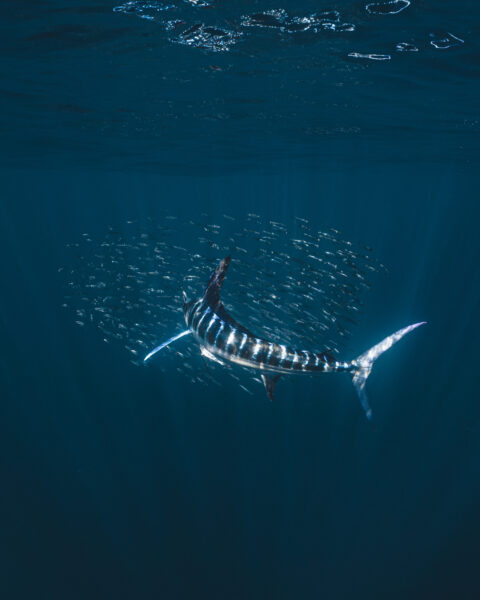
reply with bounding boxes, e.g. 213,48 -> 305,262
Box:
200,346 -> 228,367
261,374 -> 282,402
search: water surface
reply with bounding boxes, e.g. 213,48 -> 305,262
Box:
1,1 -> 480,599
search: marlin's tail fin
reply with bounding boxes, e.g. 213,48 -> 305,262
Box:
352,322 -> 426,421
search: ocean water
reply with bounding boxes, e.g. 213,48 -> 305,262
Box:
2,1 -> 480,599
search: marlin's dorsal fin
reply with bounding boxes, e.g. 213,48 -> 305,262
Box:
261,373 -> 282,402
321,350 -> 335,363
204,256 -> 257,338
204,255 -> 231,305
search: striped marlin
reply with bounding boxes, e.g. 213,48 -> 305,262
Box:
144,256 -> 425,420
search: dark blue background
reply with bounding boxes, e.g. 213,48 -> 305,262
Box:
2,1 -> 480,598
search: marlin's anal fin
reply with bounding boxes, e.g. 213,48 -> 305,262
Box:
261,374 -> 282,402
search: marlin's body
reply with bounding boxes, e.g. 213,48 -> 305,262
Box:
145,256 -> 425,420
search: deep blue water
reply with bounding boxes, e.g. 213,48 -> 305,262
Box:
2,1 -> 480,599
